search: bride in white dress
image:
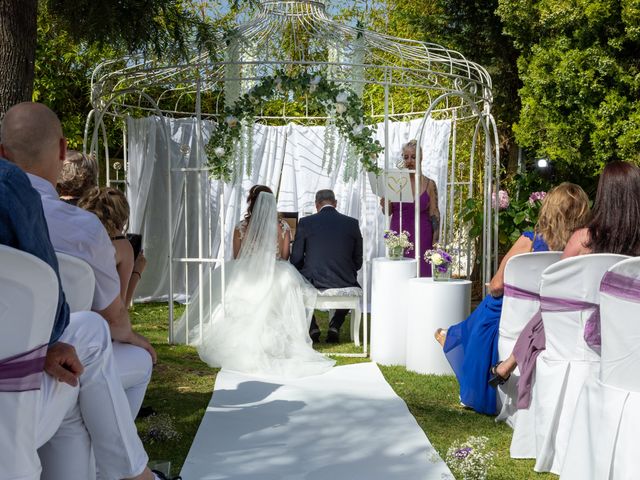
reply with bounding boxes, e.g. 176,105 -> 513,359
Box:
194,185 -> 334,378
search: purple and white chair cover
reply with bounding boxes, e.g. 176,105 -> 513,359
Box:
0,245 -> 58,480
561,257 -> 640,479
55,252 -> 95,313
495,251 -> 562,431
525,254 -> 628,474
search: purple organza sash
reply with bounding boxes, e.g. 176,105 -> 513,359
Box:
514,294 -> 600,408
0,344 -> 48,392
541,295 -> 600,351
600,271 -> 640,302
503,283 -> 539,301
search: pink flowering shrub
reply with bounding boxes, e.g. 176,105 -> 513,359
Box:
491,190 -> 510,210
528,191 -> 546,204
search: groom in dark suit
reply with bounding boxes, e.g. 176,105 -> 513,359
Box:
290,189 -> 363,343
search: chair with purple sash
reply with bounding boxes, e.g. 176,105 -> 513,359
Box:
495,251 -> 562,432
524,254 -> 628,475
561,257 -> 640,480
0,245 -> 59,480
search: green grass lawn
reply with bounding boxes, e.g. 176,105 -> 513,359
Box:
131,303 -> 555,479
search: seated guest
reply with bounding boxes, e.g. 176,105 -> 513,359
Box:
435,183 -> 590,414
0,102 -> 153,418
493,161 -> 640,409
290,189 -> 363,343
56,149 -> 98,205
79,186 -> 147,307
0,156 -> 167,480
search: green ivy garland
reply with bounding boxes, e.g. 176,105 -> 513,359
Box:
205,70 -> 383,180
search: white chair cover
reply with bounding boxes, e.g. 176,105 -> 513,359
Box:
55,252 -> 96,313
561,257 -> 640,480
0,245 -> 58,480
495,251 -> 562,431
528,254 -> 628,474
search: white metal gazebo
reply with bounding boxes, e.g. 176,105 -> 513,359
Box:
87,0 -> 499,353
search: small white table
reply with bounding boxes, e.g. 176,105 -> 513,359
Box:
406,277 -> 471,375
370,257 -> 418,366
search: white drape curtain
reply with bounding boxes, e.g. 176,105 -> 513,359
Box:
127,116 -> 451,302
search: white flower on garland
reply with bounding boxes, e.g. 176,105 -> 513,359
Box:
336,91 -> 349,103
335,103 -> 347,114
352,123 -> 365,135
214,147 -> 225,158
309,75 -> 322,93
274,77 -> 284,92
225,115 -> 239,128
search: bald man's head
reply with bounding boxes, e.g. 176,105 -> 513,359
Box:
0,102 -> 64,170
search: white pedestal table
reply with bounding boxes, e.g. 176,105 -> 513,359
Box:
406,278 -> 472,375
370,257 -> 417,366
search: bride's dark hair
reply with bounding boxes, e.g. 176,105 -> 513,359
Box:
245,184 -> 273,221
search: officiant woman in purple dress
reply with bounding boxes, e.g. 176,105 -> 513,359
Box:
381,140 -> 440,277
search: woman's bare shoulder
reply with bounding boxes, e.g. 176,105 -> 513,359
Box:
562,228 -> 591,258
112,237 -> 134,263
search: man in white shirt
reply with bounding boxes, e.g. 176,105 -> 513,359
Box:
1,102 -> 154,419
0,102 -> 165,480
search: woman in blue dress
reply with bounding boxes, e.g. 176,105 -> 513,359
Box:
435,183 -> 590,415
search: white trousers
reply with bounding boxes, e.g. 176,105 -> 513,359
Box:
0,365 -> 76,480
37,312 -> 148,480
112,342 -> 153,418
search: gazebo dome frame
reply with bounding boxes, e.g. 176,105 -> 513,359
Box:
87,0 -> 500,351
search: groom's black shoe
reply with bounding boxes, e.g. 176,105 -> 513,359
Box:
326,327 -> 340,343
310,328 -> 321,343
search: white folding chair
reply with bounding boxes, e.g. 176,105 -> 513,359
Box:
495,251 -> 562,430
525,254 -> 628,474
315,287 -> 363,345
0,245 -> 59,480
55,252 -> 95,313
561,257 -> 640,480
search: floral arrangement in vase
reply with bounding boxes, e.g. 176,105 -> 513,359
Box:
424,244 -> 453,280
383,230 -> 413,260
445,435 -> 495,480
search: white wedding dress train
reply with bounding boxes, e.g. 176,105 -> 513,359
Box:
177,192 -> 334,378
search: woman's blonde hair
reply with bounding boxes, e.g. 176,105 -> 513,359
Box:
57,150 -> 98,198
535,182 -> 590,251
78,187 -> 130,237
402,139 -> 424,156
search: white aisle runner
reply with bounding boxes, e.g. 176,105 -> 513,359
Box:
180,363 -> 452,479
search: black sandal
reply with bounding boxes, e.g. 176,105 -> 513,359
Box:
488,362 -> 510,388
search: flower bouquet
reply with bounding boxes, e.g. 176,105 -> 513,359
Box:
424,244 -> 453,281
383,230 -> 413,260
445,436 -> 495,480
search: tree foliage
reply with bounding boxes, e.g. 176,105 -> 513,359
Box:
361,0 -> 521,171
34,5 -> 122,149
0,0 -> 217,120
498,0 -> 640,179
45,0 -> 215,57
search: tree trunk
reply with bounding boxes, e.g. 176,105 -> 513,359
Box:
0,0 -> 38,122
